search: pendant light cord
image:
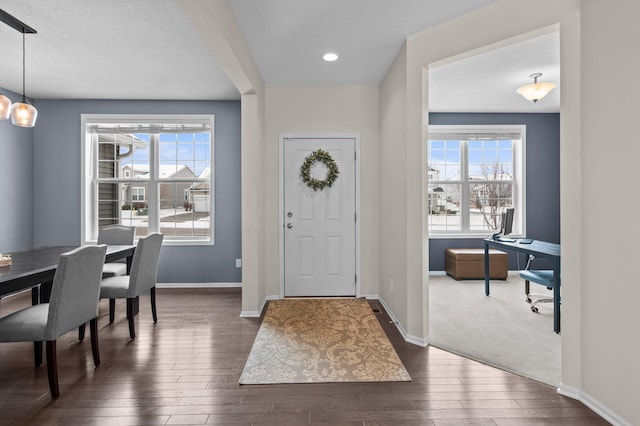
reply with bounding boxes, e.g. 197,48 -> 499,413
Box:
21,31 -> 26,102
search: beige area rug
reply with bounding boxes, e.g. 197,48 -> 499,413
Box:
239,298 -> 411,384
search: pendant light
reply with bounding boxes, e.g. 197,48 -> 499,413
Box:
0,8 -> 38,127
0,92 -> 10,120
10,31 -> 37,127
516,73 -> 556,104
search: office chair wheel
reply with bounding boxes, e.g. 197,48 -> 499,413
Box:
526,297 -> 532,303
531,306 -> 539,313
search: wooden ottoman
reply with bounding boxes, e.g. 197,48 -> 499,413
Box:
445,248 -> 508,280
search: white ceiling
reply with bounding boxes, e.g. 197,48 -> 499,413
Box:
0,0 -> 559,112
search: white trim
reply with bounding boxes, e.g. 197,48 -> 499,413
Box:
278,133 -> 361,298
80,113 -> 215,246
378,295 -> 428,347
156,282 -> 241,288
427,124 -> 526,237
558,384 -> 632,426
240,294 -> 279,318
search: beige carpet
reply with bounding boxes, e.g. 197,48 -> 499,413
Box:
239,298 -> 411,384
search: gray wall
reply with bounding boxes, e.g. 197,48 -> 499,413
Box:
31,99 -> 241,283
428,113 -> 560,271
0,88 -> 34,253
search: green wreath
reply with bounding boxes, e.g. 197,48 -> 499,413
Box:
300,149 -> 340,191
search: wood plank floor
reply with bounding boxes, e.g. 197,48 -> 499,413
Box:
0,288 -> 608,425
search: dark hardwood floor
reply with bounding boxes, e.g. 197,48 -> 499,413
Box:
0,288 -> 608,425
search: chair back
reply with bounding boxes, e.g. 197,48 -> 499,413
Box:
128,233 -> 163,297
45,245 -> 107,340
97,225 -> 135,245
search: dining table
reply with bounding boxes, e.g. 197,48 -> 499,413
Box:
0,245 -> 135,305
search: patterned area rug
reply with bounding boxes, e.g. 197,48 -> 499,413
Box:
239,298 -> 411,384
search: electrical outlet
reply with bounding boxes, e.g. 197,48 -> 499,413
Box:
235,259 -> 242,268
389,278 -> 394,292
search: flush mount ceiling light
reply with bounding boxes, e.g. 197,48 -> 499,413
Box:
322,52 -> 338,62
0,8 -> 38,127
516,73 -> 556,104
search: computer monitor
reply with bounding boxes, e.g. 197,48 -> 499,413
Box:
502,207 -> 514,236
492,207 -> 515,241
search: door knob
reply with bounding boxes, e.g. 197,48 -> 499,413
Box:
287,223 -> 293,229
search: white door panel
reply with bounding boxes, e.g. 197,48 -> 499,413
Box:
284,138 -> 356,297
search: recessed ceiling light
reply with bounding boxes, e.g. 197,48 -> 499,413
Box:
323,52 -> 338,62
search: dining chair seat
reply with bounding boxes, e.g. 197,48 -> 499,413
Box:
101,263 -> 128,279
0,304 -> 49,341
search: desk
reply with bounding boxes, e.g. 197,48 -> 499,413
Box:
0,245 -> 135,303
484,238 -> 561,333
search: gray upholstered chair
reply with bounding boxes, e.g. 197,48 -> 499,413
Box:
98,225 -> 135,278
100,233 -> 163,339
0,245 -> 107,399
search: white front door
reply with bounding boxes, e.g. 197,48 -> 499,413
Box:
283,137 -> 356,297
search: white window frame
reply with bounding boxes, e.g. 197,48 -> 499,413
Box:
131,187 -> 145,202
427,125 -> 526,238
81,114 -> 215,246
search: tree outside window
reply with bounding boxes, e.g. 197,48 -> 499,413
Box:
427,126 -> 524,236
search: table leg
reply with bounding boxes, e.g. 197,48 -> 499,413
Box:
484,242 -> 490,295
40,281 -> 53,303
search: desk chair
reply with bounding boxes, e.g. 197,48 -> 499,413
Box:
98,225 -> 135,278
519,255 -> 555,313
0,245 -> 107,399
100,233 -> 163,339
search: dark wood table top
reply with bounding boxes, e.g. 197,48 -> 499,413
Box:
0,245 -> 135,298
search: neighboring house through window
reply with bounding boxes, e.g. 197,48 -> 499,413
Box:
427,125 -> 525,237
81,115 -> 215,244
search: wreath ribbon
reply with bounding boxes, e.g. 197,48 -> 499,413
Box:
300,149 -> 340,191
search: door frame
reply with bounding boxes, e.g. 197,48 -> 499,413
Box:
279,133 -> 361,299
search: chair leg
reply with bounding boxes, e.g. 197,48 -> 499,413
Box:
34,341 -> 43,367
126,298 -> 136,339
46,340 -> 60,400
89,318 -> 101,367
109,299 -> 116,324
150,287 -> 158,323
78,323 -> 86,341
525,280 -> 531,303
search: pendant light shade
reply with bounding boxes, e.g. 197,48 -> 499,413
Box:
0,93 -> 11,120
10,100 -> 37,127
516,73 -> 556,103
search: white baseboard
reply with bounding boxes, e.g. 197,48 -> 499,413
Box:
240,294 -> 279,318
376,295 -> 428,348
157,282 -> 241,288
558,383 -> 631,426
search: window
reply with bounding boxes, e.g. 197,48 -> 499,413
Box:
427,125 -> 525,237
81,115 -> 214,245
131,187 -> 145,202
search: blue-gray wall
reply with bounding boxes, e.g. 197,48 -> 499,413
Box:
428,113 -> 560,271
29,99 -> 241,283
0,88 -> 34,254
